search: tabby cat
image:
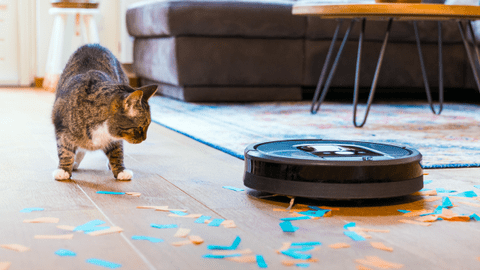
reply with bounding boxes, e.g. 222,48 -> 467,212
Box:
51,44 -> 157,180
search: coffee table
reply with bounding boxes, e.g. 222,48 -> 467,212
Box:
293,3 -> 480,127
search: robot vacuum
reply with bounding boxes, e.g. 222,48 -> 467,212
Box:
243,140 -> 423,199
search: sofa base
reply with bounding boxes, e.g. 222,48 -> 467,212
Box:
141,78 -> 302,102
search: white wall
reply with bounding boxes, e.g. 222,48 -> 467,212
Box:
36,0 -> 122,78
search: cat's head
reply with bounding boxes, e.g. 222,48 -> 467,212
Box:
109,85 -> 158,144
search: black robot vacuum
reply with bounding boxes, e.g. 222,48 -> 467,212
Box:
243,140 -> 423,199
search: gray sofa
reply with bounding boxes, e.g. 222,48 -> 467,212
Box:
126,0 -> 477,102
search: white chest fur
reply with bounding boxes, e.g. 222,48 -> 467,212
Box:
90,121 -> 116,149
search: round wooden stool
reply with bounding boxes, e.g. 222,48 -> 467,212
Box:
43,1 -> 100,92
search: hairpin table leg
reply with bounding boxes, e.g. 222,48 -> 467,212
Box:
311,19 -> 355,114
353,18 -> 393,128
458,20 -> 480,93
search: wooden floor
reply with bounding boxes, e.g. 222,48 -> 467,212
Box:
1,88 -> 479,270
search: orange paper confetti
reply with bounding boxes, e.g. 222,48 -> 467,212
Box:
221,220 -> 237,228
23,217 -> 59,223
398,219 -> 431,226
168,213 -> 203,218
0,262 -> 11,270
34,234 -> 74,240
356,256 -> 403,269
1,244 -> 30,252
276,242 -> 292,253
226,255 -> 257,263
125,192 -> 141,197
402,210 -> 431,217
87,226 -> 123,236
174,228 -> 191,238
370,242 -> 393,252
188,235 -> 204,245
458,201 -> 480,208
212,249 -> 252,256
56,225 -> 76,231
171,240 -> 192,246
136,205 -> 169,210
281,259 -> 319,266
328,242 -> 351,249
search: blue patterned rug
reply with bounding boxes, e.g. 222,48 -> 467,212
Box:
150,96 -> 480,169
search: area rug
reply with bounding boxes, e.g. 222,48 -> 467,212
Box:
149,96 -> 480,169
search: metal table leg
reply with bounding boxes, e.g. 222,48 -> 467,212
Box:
353,18 -> 393,128
458,20 -> 480,93
311,19 -> 356,114
414,21 -> 443,115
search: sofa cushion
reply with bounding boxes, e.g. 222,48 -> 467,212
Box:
133,36 -> 304,86
126,0 -> 306,38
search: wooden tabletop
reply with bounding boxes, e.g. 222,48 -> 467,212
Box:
292,4 -> 480,20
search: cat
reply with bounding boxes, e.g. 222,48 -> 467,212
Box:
51,44 -> 157,181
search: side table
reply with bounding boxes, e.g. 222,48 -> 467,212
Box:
293,3 -> 480,127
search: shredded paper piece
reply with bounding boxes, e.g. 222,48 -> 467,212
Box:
189,235 -> 204,245
174,228 -> 191,238
125,192 -> 141,197
344,231 -> 366,241
20,207 -> 44,213
86,258 -> 122,269
55,249 -> 76,257
370,242 -> 393,252
282,259 -> 318,266
398,219 -> 431,226
213,249 -> 252,256
454,191 -> 477,198
208,219 -> 225,227
256,255 -> 268,268
171,240 -> 192,246
355,256 -> 403,269
221,220 -> 236,228
57,225 -> 76,231
226,255 -> 257,263
74,220 -> 105,232
328,243 -> 351,249
0,262 -> 11,270
35,234 -> 74,240
281,250 -> 312,260
279,221 -> 299,232
208,236 -> 241,250
195,216 -> 211,223
131,235 -> 163,243
88,226 -> 123,236
1,244 -> 30,252
151,223 -> 178,229
96,191 -> 125,195
23,217 -> 59,223
222,186 -> 245,192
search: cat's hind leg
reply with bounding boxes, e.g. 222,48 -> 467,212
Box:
53,142 -> 76,181
104,141 -> 133,181
73,148 -> 86,171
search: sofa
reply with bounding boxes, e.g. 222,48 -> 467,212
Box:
126,0 -> 478,102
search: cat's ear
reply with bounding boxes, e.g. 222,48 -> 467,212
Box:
124,90 -> 143,109
138,85 -> 158,102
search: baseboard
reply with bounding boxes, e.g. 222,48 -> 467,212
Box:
34,73 -> 139,89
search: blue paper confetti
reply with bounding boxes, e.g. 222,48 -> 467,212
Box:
285,246 -> 315,252
344,231 -> 366,241
131,235 -> 164,243
55,249 -> 76,257
256,255 -> 268,268
96,191 -> 125,195
441,197 -> 453,208
279,221 -> 299,232
207,236 -> 241,250
436,188 -> 456,193
454,191 -> 477,197
150,223 -> 178,229
280,250 -> 312,260
474,185 -> 480,189
222,186 -> 245,192
424,180 -> 433,185
207,219 -> 225,227
74,220 -> 106,232
83,226 -> 110,234
194,215 -> 211,224
169,210 -> 188,216
470,213 -> 480,221
20,207 -> 44,213
86,258 -> 122,269
291,242 -> 321,246
296,263 -> 310,268
203,254 -> 242,259
397,210 -> 411,214
343,222 -> 356,229
280,216 -> 311,221
298,210 -> 330,218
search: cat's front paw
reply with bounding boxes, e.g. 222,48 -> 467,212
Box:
53,169 -> 71,181
116,170 -> 133,181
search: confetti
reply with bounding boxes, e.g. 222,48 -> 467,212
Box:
458,201 -> 480,208
470,213 -> 480,221
328,243 -> 350,249
174,228 -> 191,238
171,240 -> 192,246
474,185 -> 480,189
169,210 -> 188,216
398,219 -> 431,226
226,255 -> 257,263
86,258 -> 122,269
203,254 -> 242,259
276,242 -> 292,253
296,263 -> 310,268
23,217 -> 59,223
280,216 -> 311,221
441,197 -> 453,208
136,205 -> 168,210
208,236 -> 241,250
402,209 -> 430,217
57,225 -> 76,231
155,208 -> 187,212
256,255 -> 268,268
370,242 -> 393,252
195,215 -> 211,223
20,207 -> 44,213
221,220 -> 236,228
397,210 -> 411,214
298,210 -> 330,218
416,215 -> 439,222
125,192 -> 141,197
88,226 -> 123,236
355,256 -> 403,269
208,219 -> 225,227
55,249 -> 76,256
423,180 -> 433,184
344,231 -> 366,241
0,262 -> 11,270
279,221 -> 299,233
291,242 -> 321,246
437,209 -> 470,221
436,188 -> 456,193
96,191 -> 125,195
280,250 -> 312,260
212,249 -> 253,256
1,244 -> 30,252
151,223 -> 178,229
453,191 -> 477,197
414,189 -> 437,196
74,220 -> 106,232
131,236 -> 163,243
281,259 -> 318,266
343,222 -> 356,229
35,234 -> 74,240
222,186 -> 245,192
189,235 -> 204,245
352,227 -> 390,233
